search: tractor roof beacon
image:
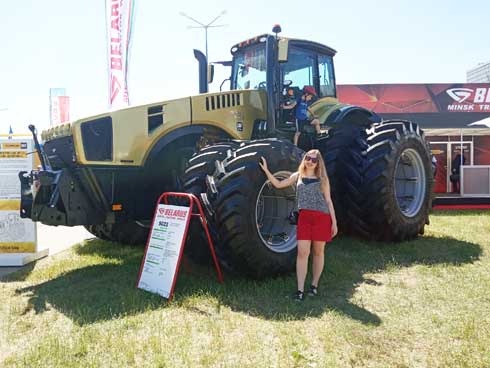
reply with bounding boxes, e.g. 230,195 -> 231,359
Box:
20,26 -> 434,279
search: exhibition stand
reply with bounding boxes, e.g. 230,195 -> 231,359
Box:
0,137 -> 48,266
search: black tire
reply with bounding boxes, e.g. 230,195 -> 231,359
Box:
182,142 -> 240,198
363,120 -> 434,240
182,141 -> 240,264
319,120 -> 434,241
84,221 -> 149,246
318,125 -> 370,237
205,139 -> 304,279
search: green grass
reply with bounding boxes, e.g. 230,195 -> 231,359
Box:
1,210 -> 490,367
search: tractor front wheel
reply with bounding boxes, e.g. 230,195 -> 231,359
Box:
204,139 -> 304,278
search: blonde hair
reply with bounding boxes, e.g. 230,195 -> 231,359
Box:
298,149 -> 328,186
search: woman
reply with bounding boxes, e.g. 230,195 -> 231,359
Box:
259,149 -> 337,301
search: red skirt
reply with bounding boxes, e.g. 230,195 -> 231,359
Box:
297,209 -> 332,242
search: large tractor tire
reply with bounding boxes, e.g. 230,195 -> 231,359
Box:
319,124 -> 370,237
363,120 -> 434,240
85,221 -> 149,246
181,141 -> 240,264
204,139 -> 304,279
319,120 -> 434,241
182,142 -> 240,198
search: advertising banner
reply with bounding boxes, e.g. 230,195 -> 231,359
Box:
105,0 -> 136,109
49,88 -> 70,126
0,139 -> 36,253
137,204 -> 191,299
337,83 -> 490,130
338,83 -> 490,114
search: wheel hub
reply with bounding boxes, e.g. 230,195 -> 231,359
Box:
394,148 -> 427,217
255,171 -> 297,253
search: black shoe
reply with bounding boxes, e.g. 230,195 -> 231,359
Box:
292,290 -> 304,301
307,285 -> 318,297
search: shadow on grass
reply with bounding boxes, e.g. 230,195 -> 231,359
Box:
186,234 -> 482,324
13,235 -> 482,326
1,263 -> 36,283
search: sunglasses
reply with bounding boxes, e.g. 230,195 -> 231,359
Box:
304,155 -> 318,163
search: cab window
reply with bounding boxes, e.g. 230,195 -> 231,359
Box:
318,55 -> 335,97
281,48 -> 317,98
232,45 -> 267,90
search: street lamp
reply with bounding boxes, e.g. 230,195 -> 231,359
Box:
179,10 -> 226,63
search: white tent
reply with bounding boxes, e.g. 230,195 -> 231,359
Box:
468,116 -> 490,128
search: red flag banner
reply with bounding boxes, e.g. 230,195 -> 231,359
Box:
49,88 -> 70,126
106,0 -> 136,109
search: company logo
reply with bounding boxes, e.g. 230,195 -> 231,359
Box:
446,87 -> 490,112
446,88 -> 473,103
110,75 -> 121,105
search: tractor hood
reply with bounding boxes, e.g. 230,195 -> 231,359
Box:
40,90 -> 267,166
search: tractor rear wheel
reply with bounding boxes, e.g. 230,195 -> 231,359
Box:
319,120 -> 434,241
319,124 -> 370,237
363,120 -> 434,240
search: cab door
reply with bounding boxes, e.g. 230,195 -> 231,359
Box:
281,47 -> 317,98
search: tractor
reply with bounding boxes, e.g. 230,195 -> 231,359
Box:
20,26 -> 434,278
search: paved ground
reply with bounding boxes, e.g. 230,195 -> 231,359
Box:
0,224 -> 92,278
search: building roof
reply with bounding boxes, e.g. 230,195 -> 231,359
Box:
424,128 -> 490,136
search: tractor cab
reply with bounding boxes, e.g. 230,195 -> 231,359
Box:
196,27 -> 341,141
227,29 -> 338,136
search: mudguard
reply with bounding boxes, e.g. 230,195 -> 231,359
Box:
325,104 -> 381,126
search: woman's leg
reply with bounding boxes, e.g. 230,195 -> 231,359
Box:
311,241 -> 326,287
296,240 -> 311,291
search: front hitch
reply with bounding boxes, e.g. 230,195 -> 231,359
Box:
19,171 -> 34,219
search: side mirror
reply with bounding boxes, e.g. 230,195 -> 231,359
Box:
207,64 -> 215,84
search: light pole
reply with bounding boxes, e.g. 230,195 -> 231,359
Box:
179,10 -> 226,63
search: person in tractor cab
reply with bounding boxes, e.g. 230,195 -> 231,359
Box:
282,86 -> 322,146
281,87 -> 297,124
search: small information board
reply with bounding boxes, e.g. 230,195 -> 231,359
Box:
137,204 -> 191,299
0,139 -> 45,265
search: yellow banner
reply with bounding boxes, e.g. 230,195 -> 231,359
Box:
0,151 -> 27,158
0,242 -> 36,253
0,200 -> 20,211
1,142 -> 22,150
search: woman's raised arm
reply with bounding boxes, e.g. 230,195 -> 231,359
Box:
259,157 -> 298,189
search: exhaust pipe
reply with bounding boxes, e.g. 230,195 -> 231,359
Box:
193,49 -> 208,94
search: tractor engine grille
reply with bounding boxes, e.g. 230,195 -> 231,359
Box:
205,93 -> 242,111
80,117 -> 113,162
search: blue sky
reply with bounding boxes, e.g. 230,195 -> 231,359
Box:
1,0 -> 489,134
